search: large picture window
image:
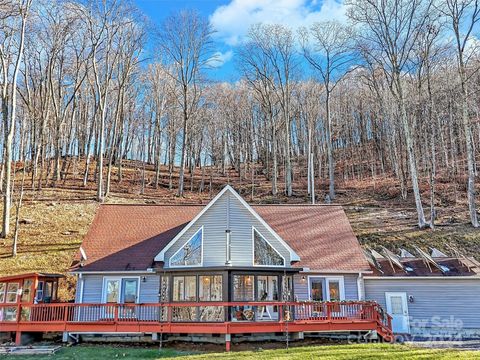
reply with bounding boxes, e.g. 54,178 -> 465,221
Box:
172,276 -> 197,301
233,275 -> 254,301
253,228 -> 284,266
199,275 -> 223,301
170,228 -> 203,266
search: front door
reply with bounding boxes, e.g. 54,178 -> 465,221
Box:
385,292 -> 410,333
310,278 -> 325,301
122,279 -> 138,303
256,276 -> 279,320
103,279 -> 120,319
104,279 -> 120,303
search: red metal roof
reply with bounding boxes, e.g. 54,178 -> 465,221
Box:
74,203 -> 370,273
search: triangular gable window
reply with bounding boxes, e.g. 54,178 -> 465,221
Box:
253,228 -> 285,266
170,227 -> 203,266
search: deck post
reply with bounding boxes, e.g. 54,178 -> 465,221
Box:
62,332 -> 69,343
15,301 -> 22,345
15,331 -> 22,345
225,334 -> 231,352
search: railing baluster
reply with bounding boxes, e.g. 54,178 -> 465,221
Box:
4,300 -> 392,339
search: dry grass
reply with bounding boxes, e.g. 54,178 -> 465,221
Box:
9,343 -> 480,360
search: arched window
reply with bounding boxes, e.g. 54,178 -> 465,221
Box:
253,227 -> 284,266
170,227 -> 203,266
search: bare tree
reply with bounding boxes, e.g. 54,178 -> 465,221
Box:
158,10 -> 215,197
441,0 -> 480,227
299,21 -> 356,201
1,0 -> 33,238
241,23 -> 297,196
347,0 -> 433,228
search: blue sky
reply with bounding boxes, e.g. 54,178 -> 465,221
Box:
135,0 -> 347,81
135,0 -> 239,81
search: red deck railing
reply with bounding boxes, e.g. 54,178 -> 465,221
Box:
0,301 -> 393,347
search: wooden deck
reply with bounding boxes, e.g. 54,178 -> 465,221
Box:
0,301 -> 393,350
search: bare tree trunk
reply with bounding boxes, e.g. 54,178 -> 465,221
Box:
325,94 -> 335,200
396,77 -> 427,228
1,1 -> 30,238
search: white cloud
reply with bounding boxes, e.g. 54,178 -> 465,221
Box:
210,0 -> 347,46
464,35 -> 480,59
208,50 -> 234,67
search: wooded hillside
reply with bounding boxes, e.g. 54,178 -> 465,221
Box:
1,0 -> 480,284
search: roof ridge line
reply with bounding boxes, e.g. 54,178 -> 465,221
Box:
99,203 -> 344,207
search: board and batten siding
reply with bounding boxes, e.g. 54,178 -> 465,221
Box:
163,191 -> 292,268
76,274 -> 159,304
293,274 -> 360,301
364,278 -> 480,337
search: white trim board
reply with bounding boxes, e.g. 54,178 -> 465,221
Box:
154,185 -> 300,263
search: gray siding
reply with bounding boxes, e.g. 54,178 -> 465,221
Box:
139,275 -> 160,303
81,275 -> 103,303
164,191 -> 292,268
344,275 -> 359,300
293,274 -> 359,301
294,275 -> 309,300
365,278 -> 480,333
77,274 -> 159,304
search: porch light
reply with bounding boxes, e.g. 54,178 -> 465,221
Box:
301,276 -> 306,282
142,276 -> 147,283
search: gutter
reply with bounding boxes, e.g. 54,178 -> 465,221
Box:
300,269 -> 373,275
69,270 -> 156,275
364,276 -> 480,280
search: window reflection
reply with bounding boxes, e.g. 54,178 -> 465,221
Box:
171,228 -> 202,266
253,229 -> 284,266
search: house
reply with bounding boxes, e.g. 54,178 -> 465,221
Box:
72,185 -> 371,308
363,249 -> 480,339
2,185 -> 479,347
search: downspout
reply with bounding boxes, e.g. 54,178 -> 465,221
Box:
357,272 -> 365,300
78,273 -> 84,304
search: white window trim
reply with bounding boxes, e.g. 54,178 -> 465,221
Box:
252,226 -> 286,267
307,276 -> 345,301
169,226 -> 204,268
101,276 -> 140,304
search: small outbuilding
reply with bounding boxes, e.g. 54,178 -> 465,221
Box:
0,273 -> 63,322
